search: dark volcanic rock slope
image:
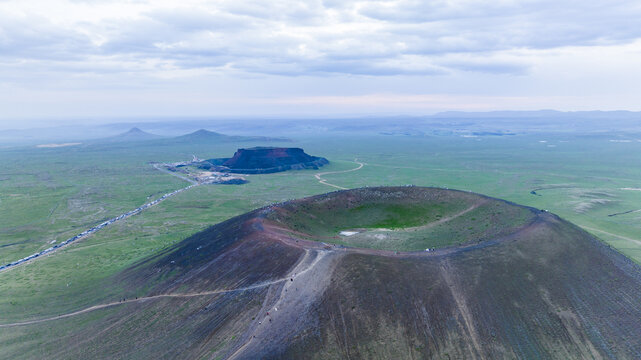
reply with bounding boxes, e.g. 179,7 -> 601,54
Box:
8,187 -> 641,359
210,147 -> 329,174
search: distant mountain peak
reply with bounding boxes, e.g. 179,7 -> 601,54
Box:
116,126 -> 158,138
179,129 -> 225,138
126,127 -> 146,134
168,129 -> 290,143
94,127 -> 161,143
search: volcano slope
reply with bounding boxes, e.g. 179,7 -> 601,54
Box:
4,187 -> 641,359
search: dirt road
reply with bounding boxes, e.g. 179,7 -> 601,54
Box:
579,225 -> 641,246
314,159 -> 364,190
0,249 -> 329,328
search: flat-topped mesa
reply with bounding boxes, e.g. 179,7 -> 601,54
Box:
201,147 -> 329,174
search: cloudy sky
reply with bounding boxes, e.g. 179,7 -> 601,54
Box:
2,0 -> 641,126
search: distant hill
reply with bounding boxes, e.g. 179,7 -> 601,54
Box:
85,128 -> 290,147
94,127 -> 163,143
166,129 -> 290,144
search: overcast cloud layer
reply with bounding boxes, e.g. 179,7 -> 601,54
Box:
2,0 -> 641,125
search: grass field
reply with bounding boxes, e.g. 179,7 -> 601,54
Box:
1,132 -> 641,326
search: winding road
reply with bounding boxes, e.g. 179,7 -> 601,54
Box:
0,280 -> 283,328
0,249 -> 328,328
314,159 -> 364,190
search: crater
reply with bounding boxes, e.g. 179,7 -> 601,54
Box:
266,186 -> 537,251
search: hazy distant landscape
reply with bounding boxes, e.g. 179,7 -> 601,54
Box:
3,0 -> 641,358
2,115 -> 641,357
4,110 -> 641,146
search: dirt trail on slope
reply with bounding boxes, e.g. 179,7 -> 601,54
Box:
440,260 -> 485,360
0,251 -> 327,328
538,287 -> 603,359
314,159 -> 364,190
228,249 -> 339,359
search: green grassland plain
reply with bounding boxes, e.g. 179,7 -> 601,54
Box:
1,133 -> 641,336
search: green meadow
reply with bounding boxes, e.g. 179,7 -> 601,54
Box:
1,133 -> 641,324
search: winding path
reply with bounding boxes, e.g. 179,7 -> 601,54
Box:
579,225 -> 641,246
0,159 -> 360,324
403,199 -> 488,232
227,250 -> 330,359
314,159 -> 364,190
0,279 -> 282,328
0,249 -> 327,328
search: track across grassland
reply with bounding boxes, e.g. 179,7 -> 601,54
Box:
314,159 -> 364,190
579,225 -> 641,246
0,249 -> 328,328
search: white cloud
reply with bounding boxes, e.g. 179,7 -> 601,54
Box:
5,0 -> 641,77
1,0 -> 641,121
